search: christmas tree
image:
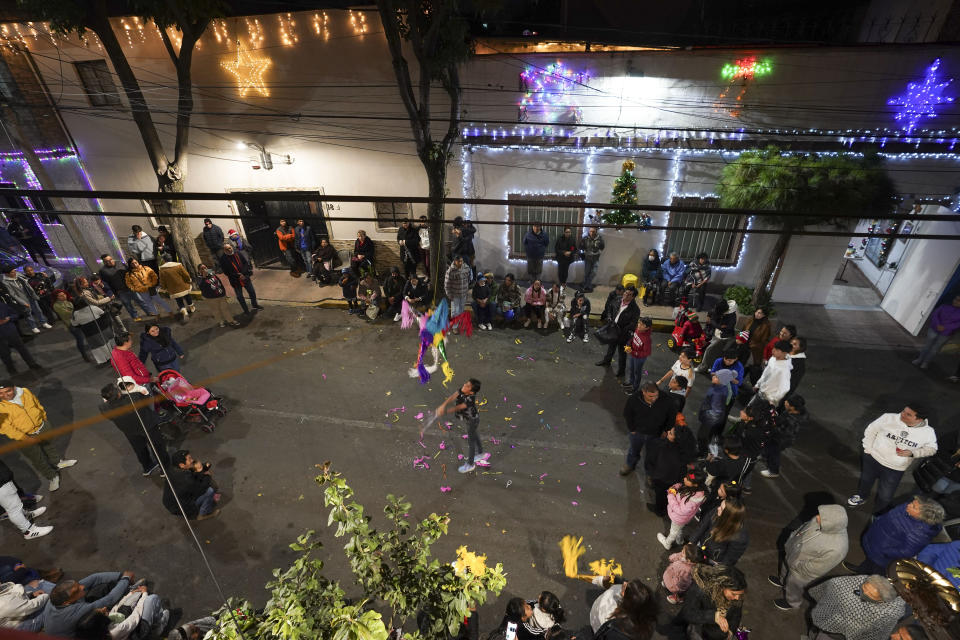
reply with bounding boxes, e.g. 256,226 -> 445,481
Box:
604,160 -> 640,225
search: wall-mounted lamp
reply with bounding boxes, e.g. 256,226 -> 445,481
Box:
236,141 -> 293,170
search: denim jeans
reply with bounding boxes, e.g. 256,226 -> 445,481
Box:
856,453 -> 905,514
626,356 -> 646,392
117,290 -> 150,319
195,486 -> 216,516
932,477 -> 960,494
232,280 -> 259,313
22,298 -> 46,330
134,292 -> 171,315
625,432 -> 651,470
283,248 -> 298,271
583,258 -> 599,289
917,328 -> 952,366
465,418 -> 482,462
450,296 -> 466,318
299,249 -> 313,274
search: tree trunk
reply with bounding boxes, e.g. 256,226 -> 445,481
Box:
752,231 -> 791,309
155,178 -> 198,275
426,163 -> 447,303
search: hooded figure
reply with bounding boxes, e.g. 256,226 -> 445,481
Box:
776,504 -> 849,609
697,369 -> 735,452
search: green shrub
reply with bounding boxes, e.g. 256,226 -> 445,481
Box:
723,285 -> 774,316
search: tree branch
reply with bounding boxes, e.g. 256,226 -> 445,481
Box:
377,0 -> 427,153
439,64 -> 461,159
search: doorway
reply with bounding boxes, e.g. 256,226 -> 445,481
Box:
232,190 -> 329,268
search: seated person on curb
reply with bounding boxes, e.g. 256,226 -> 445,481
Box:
0,580 -> 48,632
496,274 -> 523,326
383,267 -> 406,322
42,571 -> 137,637
472,273 -> 493,331
74,584 -> 171,640
402,274 -> 428,314
162,450 -> 221,521
356,275 -> 382,319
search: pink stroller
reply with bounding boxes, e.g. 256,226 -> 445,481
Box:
157,369 -> 228,433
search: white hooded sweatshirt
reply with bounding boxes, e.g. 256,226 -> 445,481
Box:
756,356 -> 792,405
862,412 -> 938,471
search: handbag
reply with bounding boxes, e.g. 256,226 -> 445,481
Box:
595,321 -> 620,345
914,456 -> 952,493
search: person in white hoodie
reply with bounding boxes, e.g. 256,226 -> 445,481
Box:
753,339 -> 792,405
0,581 -> 48,631
847,403 -> 938,513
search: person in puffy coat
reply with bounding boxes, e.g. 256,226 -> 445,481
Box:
657,470 -> 707,549
523,280 -> 547,329
697,369 -> 734,454
124,258 -> 172,319
138,324 -> 185,373
844,495 -> 944,575
664,564 -> 745,640
917,541 -> 960,590
157,259 -> 194,321
689,497 -> 749,566
0,581 -> 48,631
771,504 -> 848,611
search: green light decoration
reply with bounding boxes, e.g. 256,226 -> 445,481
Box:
720,57 -> 773,81
602,160 -> 640,226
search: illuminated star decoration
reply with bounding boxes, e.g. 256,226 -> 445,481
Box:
221,39 -> 271,98
888,58 -> 954,134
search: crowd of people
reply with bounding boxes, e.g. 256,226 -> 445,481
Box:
0,217 -> 958,640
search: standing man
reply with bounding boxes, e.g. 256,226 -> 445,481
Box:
770,504 -> 848,611
753,340 -> 793,406
620,381 -> 676,476
847,403 -> 938,513
913,294 -> 960,370
219,243 -> 263,314
579,225 -> 605,293
1,266 -> 52,334
595,286 -> 641,379
0,300 -> 41,375
100,378 -> 171,477
435,378 -> 487,473
275,219 -> 297,273
99,255 -> 149,320
22,266 -> 54,326
0,458 -> 53,539
0,382 -> 77,492
201,219 -> 224,272
522,223 -> 549,282
683,253 -> 712,311
554,227 -> 578,288
661,252 -> 686,306
126,225 -> 155,271
444,255 -> 472,325
396,219 -> 420,279
294,219 -> 315,279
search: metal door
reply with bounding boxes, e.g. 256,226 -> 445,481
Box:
233,192 -> 329,268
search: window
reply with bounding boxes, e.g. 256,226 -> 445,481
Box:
374,202 -> 412,230
74,60 -> 121,107
666,197 -> 744,266
507,194 -> 585,259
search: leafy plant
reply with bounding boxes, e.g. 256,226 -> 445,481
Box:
207,465 -> 505,640
723,285 -> 774,317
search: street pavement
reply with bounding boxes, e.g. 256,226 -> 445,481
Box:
0,300 -> 956,639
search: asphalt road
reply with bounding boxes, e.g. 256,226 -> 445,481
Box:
2,303 -> 956,639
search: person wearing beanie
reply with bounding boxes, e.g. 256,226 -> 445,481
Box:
226,229 -> 253,261
734,330 -> 751,366
472,273 -> 493,330
698,299 -> 739,374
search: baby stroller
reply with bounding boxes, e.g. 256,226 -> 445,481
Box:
156,369 -> 228,433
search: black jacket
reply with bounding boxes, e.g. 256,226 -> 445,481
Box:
705,454 -> 751,486
612,300 -> 641,345
384,275 -> 405,301
197,274 -> 226,299
554,235 -> 578,264
472,282 -> 491,302
568,296 -> 591,318
675,423 -> 698,467
641,251 -> 661,280
451,234 -> 474,258
202,224 -> 225,252
623,393 -> 676,437
403,280 -> 427,304
396,226 -> 420,260
788,355 -> 806,394
690,508 -> 749,566
601,290 -> 622,322
100,395 -> 158,438
162,466 -> 212,518
644,437 -> 685,485
219,251 -> 253,287
672,582 -> 743,640
774,406 -> 808,450
98,265 -> 130,293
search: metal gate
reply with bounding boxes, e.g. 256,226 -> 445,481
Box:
232,191 -> 329,268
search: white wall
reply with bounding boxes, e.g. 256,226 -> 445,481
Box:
773,230 -> 852,304
881,207 -> 960,334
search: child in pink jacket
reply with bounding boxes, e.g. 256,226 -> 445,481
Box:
662,543 -> 700,604
657,470 -> 706,549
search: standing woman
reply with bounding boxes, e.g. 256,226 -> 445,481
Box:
52,290 -> 89,361
666,565 -> 746,640
689,498 -> 749,567
351,230 -> 376,277
197,264 -> 239,327
554,227 -> 578,288
124,258 -> 172,319
157,258 -> 195,321
138,323 -> 185,373
71,298 -> 115,365
523,280 -> 547,329
745,308 -> 770,369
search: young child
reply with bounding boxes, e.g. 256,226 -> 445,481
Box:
667,375 -> 689,413
436,378 -> 489,473
339,268 -> 359,315
623,317 -> 653,395
657,349 -> 696,394
662,543 -> 700,604
658,470 -> 707,550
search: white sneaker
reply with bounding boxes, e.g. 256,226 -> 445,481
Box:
473,453 -> 490,464
847,494 -> 865,507
485,324 -> 493,331
393,313 -> 401,322
458,463 -> 476,473
566,334 -> 574,343
48,476 -> 60,492
41,323 -> 52,329
656,532 -> 671,549
760,469 -> 779,478
56,459 -> 77,469
24,525 -> 53,540
31,328 -> 40,334
583,334 -> 589,343
25,506 -> 46,518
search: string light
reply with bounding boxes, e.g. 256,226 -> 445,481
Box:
245,17 -> 264,47
518,61 -> 591,126
277,13 -> 298,46
888,58 -> 955,134
720,57 -> 773,80
348,10 -> 367,36
221,39 -> 271,98
312,12 -> 330,41
212,19 -> 229,44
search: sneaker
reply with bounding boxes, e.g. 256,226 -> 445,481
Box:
473,453 -> 490,464
31,328 -> 40,334
665,594 -> 682,605
768,575 -> 784,587
25,506 -> 47,519
24,524 -> 53,540
619,465 -> 634,476
773,598 -> 793,611
393,313 -> 401,322
656,533 -> 671,549
847,494 -> 865,507
56,459 -> 77,469
196,509 -> 221,521
188,305 -> 196,313
760,469 -> 779,478
841,560 -> 861,573
458,463 -> 476,473
48,476 -> 60,492
142,463 -> 161,477
583,335 -> 589,343
566,334 -> 574,343
911,358 -> 922,366
523,319 -> 531,328
252,304 -> 265,310
41,323 -> 52,329
218,322 -> 227,328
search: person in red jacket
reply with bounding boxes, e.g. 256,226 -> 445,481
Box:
275,219 -> 297,273
763,324 -> 796,363
624,317 -> 653,395
109,333 -> 151,385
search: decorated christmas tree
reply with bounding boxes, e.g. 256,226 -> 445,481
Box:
604,160 -> 640,225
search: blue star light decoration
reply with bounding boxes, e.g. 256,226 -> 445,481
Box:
888,58 -> 954,134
